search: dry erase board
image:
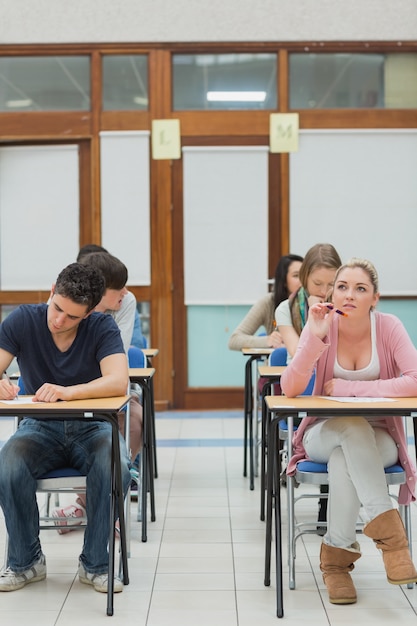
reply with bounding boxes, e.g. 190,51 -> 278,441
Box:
0,145 -> 79,290
100,131 -> 151,285
289,130 -> 417,296
183,146 -> 269,305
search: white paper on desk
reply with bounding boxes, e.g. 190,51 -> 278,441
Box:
1,396 -> 37,404
320,396 -> 396,403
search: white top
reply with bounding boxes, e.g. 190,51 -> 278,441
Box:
275,298 -> 291,327
109,290 -> 136,354
275,298 -> 293,364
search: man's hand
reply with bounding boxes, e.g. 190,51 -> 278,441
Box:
33,383 -> 71,403
0,379 -> 19,400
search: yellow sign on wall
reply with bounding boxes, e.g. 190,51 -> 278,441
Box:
269,113 -> 299,153
152,119 -> 181,160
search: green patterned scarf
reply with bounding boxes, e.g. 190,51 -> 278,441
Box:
288,287 -> 309,337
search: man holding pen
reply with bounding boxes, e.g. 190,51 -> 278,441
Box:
0,263 -> 131,593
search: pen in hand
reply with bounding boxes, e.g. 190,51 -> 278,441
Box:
326,305 -> 348,318
2,371 -> 18,399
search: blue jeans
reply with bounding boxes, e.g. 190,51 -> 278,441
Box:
0,418 -> 131,574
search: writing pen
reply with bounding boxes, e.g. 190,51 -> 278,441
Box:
326,305 -> 348,318
2,371 -> 17,398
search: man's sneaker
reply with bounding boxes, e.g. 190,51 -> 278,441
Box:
52,503 -> 86,534
0,554 -> 46,591
78,562 -> 123,593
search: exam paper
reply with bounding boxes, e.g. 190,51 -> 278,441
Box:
320,397 -> 396,403
0,396 -> 36,404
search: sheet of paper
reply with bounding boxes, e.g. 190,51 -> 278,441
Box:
319,396 -> 396,403
0,396 -> 36,404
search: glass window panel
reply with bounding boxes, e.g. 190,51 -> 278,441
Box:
173,53 -> 277,110
102,55 -> 148,111
289,52 -> 417,109
0,56 -> 90,111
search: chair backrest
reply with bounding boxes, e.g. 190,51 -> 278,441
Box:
128,346 -> 146,368
269,347 -> 288,366
270,347 -> 315,395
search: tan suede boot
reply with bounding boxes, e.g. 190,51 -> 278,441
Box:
363,509 -> 417,585
320,542 -> 361,604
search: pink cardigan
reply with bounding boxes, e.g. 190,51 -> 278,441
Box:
281,311 -> 417,504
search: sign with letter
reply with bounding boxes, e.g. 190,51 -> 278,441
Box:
269,113 -> 299,153
152,119 -> 181,160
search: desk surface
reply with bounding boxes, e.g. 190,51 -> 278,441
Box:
142,348 -> 159,358
0,395 -> 130,414
266,395 -> 417,415
129,368 -> 155,381
258,365 -> 286,377
242,348 -> 273,356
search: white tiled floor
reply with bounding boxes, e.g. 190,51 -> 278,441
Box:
1,410 -> 417,625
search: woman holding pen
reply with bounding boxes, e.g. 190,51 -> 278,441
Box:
281,258 -> 417,605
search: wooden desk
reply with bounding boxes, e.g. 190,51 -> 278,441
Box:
128,368 -> 156,542
0,395 -> 130,617
257,365 -> 286,521
241,348 -> 273,490
142,348 -> 159,360
263,395 -> 417,619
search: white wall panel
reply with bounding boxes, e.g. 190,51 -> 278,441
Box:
100,131 -> 151,285
183,146 -> 268,305
0,145 -> 79,290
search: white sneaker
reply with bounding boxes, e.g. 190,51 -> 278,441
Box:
78,562 -> 123,593
0,554 -> 46,591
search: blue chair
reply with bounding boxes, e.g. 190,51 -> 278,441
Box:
128,346 -> 146,368
287,454 -> 413,590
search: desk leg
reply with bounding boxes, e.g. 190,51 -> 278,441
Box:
139,381 -> 156,542
414,418 -> 417,470
264,417 -> 284,617
260,380 -> 272,521
106,412 -> 129,616
272,418 -> 284,618
243,357 -> 253,478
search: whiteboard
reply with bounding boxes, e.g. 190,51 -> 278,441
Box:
183,146 -> 269,305
289,130 -> 417,296
100,131 -> 151,285
0,145 -> 79,290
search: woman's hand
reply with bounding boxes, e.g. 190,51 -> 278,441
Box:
307,302 -> 336,340
323,378 -> 336,396
268,330 -> 284,348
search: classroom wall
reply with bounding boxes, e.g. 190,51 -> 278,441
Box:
1,0 -> 416,44
193,300 -> 417,387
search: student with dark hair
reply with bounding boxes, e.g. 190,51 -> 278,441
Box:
0,263 -> 131,593
52,252 -> 143,531
77,244 -> 146,350
228,254 -> 303,351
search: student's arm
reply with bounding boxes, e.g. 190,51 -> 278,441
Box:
0,348 -> 19,400
33,353 -> 129,403
228,294 -> 282,350
275,299 -> 300,358
113,291 -> 136,353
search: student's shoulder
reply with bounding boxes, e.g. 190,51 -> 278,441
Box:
120,291 -> 137,312
85,310 -> 119,332
8,303 -> 46,321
